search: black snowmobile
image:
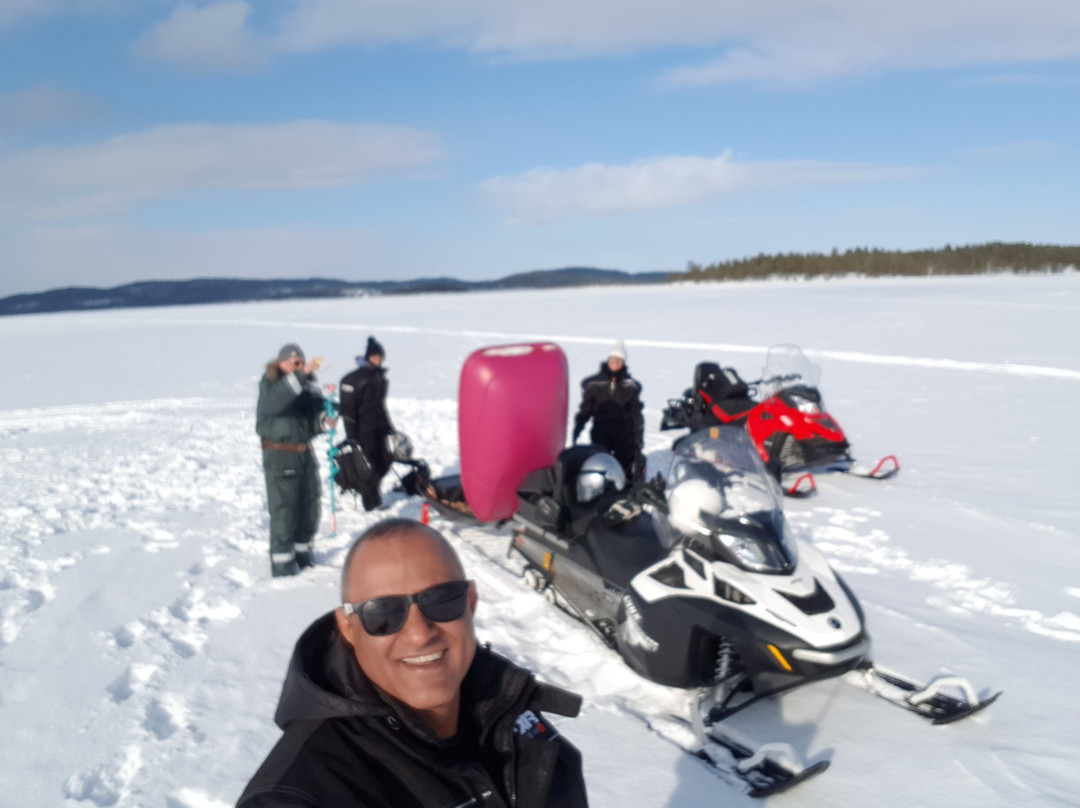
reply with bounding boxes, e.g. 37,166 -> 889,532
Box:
509,425 -> 997,795
512,426 -> 869,704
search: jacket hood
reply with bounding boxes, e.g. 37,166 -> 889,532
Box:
273,612 -> 581,734
273,611 -> 389,728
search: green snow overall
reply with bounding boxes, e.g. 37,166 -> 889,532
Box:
256,365 -> 326,576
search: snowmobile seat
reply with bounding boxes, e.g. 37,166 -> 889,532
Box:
693,361 -> 723,391
694,362 -> 756,422
695,361 -> 750,399
517,466 -> 566,530
517,445 -> 612,533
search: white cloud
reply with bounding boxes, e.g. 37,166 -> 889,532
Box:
0,84 -> 105,131
0,0 -> 134,30
0,120 -> 445,220
0,0 -> 50,27
131,0 -> 1080,82
482,153 -> 925,223
12,1 -> 1080,81
134,1 -> 268,71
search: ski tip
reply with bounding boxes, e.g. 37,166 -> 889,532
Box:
930,690 -> 1003,725
868,455 -> 900,478
746,759 -> 830,798
783,472 -> 817,498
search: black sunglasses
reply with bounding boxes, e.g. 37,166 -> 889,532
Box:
342,580 -> 472,637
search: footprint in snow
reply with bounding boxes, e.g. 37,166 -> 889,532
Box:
106,663 -> 158,703
144,695 -> 188,741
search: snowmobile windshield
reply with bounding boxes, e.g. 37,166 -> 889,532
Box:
665,427 -> 797,573
759,344 -> 822,399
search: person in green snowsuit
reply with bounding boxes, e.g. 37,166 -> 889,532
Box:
256,343 -> 334,577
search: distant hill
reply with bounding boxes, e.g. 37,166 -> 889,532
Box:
6,242 -> 1075,317
0,267 -> 668,317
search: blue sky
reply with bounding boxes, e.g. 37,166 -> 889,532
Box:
1,1 -> 1078,298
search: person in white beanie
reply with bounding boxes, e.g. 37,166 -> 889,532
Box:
571,341 -> 645,481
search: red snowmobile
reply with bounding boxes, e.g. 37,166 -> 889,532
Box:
661,344 -> 898,496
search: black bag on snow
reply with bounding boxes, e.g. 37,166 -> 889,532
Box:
333,440 -> 376,495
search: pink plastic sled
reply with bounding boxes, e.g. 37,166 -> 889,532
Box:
458,343 -> 569,522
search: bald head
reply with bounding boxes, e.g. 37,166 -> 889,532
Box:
340,518 -> 465,601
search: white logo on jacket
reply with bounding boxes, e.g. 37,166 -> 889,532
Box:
513,710 -> 556,740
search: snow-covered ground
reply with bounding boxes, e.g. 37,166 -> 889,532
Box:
2,273 -> 1078,807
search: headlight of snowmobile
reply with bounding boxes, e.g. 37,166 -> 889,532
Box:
715,531 -> 793,574
787,392 -> 820,415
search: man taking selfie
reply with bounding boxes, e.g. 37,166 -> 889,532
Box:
237,518 -> 590,808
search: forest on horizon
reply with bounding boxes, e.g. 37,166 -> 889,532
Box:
677,242 -> 1079,282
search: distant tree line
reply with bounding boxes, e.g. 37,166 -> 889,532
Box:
674,242 -> 1079,282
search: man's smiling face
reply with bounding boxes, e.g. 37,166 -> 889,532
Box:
335,527 -> 478,737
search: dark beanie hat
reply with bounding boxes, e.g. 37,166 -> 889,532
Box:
365,336 -> 385,360
278,343 -> 305,362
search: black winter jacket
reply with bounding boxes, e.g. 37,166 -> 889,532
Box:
236,613 -> 589,808
339,362 -> 392,474
572,364 -> 643,451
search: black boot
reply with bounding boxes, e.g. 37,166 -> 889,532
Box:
272,559 -> 300,577
361,487 -> 382,512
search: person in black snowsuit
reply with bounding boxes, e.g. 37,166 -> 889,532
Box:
237,519 -> 589,808
572,340 -> 645,482
256,343 -> 334,577
338,336 -> 394,510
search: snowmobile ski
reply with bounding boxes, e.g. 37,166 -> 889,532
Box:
850,662 -> 1001,724
847,454 -> 901,480
646,713 -> 829,798
697,731 -> 830,798
780,471 -> 817,497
